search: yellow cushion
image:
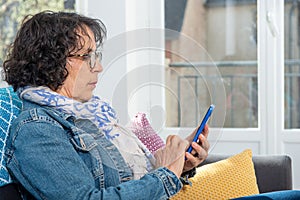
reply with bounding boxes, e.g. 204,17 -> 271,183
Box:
171,149 -> 259,200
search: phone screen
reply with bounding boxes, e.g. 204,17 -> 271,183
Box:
186,104 -> 215,153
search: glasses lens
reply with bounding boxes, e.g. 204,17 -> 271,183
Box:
90,51 -> 102,69
90,53 -> 96,69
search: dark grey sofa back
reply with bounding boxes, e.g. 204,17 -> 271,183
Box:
0,183 -> 22,200
200,154 -> 293,194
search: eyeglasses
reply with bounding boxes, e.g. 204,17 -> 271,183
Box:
68,51 -> 102,70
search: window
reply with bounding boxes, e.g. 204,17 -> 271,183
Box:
165,0 -> 258,128
0,0 -> 75,66
284,0 -> 300,129
7,0 -> 298,188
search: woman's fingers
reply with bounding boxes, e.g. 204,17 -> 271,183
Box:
155,135 -> 188,177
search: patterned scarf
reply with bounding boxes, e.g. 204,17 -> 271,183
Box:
19,86 -> 155,179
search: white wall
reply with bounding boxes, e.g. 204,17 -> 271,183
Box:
77,0 -> 165,126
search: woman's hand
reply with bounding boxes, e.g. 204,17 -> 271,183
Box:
154,135 -> 189,178
183,124 -> 210,172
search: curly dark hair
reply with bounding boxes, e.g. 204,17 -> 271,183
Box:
3,11 -> 106,91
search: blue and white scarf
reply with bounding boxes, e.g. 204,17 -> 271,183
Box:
19,86 -> 155,179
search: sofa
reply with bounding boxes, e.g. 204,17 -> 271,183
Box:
0,153 -> 293,199
0,87 -> 293,199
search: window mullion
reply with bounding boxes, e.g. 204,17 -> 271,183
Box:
258,0 -> 284,154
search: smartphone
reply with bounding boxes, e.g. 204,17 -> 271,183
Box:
186,104 -> 215,154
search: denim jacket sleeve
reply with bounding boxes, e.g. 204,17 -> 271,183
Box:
5,109 -> 182,200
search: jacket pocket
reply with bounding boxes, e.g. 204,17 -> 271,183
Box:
70,132 -> 98,152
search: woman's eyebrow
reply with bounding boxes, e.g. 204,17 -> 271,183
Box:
86,48 -> 95,54
78,48 -> 92,55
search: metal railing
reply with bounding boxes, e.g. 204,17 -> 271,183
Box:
169,59 -> 300,128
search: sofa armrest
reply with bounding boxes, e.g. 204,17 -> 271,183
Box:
252,155 -> 292,193
199,154 -> 293,193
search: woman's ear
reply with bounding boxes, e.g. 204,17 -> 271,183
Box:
65,57 -> 76,70
66,57 -> 73,65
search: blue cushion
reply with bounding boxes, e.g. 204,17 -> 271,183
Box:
0,87 -> 22,186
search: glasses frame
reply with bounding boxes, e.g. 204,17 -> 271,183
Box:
68,51 -> 102,70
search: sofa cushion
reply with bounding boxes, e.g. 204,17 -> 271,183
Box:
0,87 -> 22,186
171,149 -> 259,200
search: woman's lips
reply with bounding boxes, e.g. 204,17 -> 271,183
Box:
89,81 -> 97,88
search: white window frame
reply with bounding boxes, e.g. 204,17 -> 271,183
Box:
79,0 -> 300,188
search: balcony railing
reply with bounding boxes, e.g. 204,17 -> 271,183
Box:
168,59 -> 300,128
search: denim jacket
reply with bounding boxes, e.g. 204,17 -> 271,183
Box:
5,100 -> 182,200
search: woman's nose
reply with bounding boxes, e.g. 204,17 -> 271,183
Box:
92,60 -> 103,73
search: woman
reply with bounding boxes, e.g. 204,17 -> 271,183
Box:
3,11 -> 209,199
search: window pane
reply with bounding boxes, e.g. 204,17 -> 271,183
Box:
165,0 -> 258,128
0,0 -> 75,66
284,1 -> 300,129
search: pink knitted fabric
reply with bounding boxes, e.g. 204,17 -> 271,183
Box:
129,112 -> 165,154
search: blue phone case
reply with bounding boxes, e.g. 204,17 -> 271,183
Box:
186,104 -> 215,153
